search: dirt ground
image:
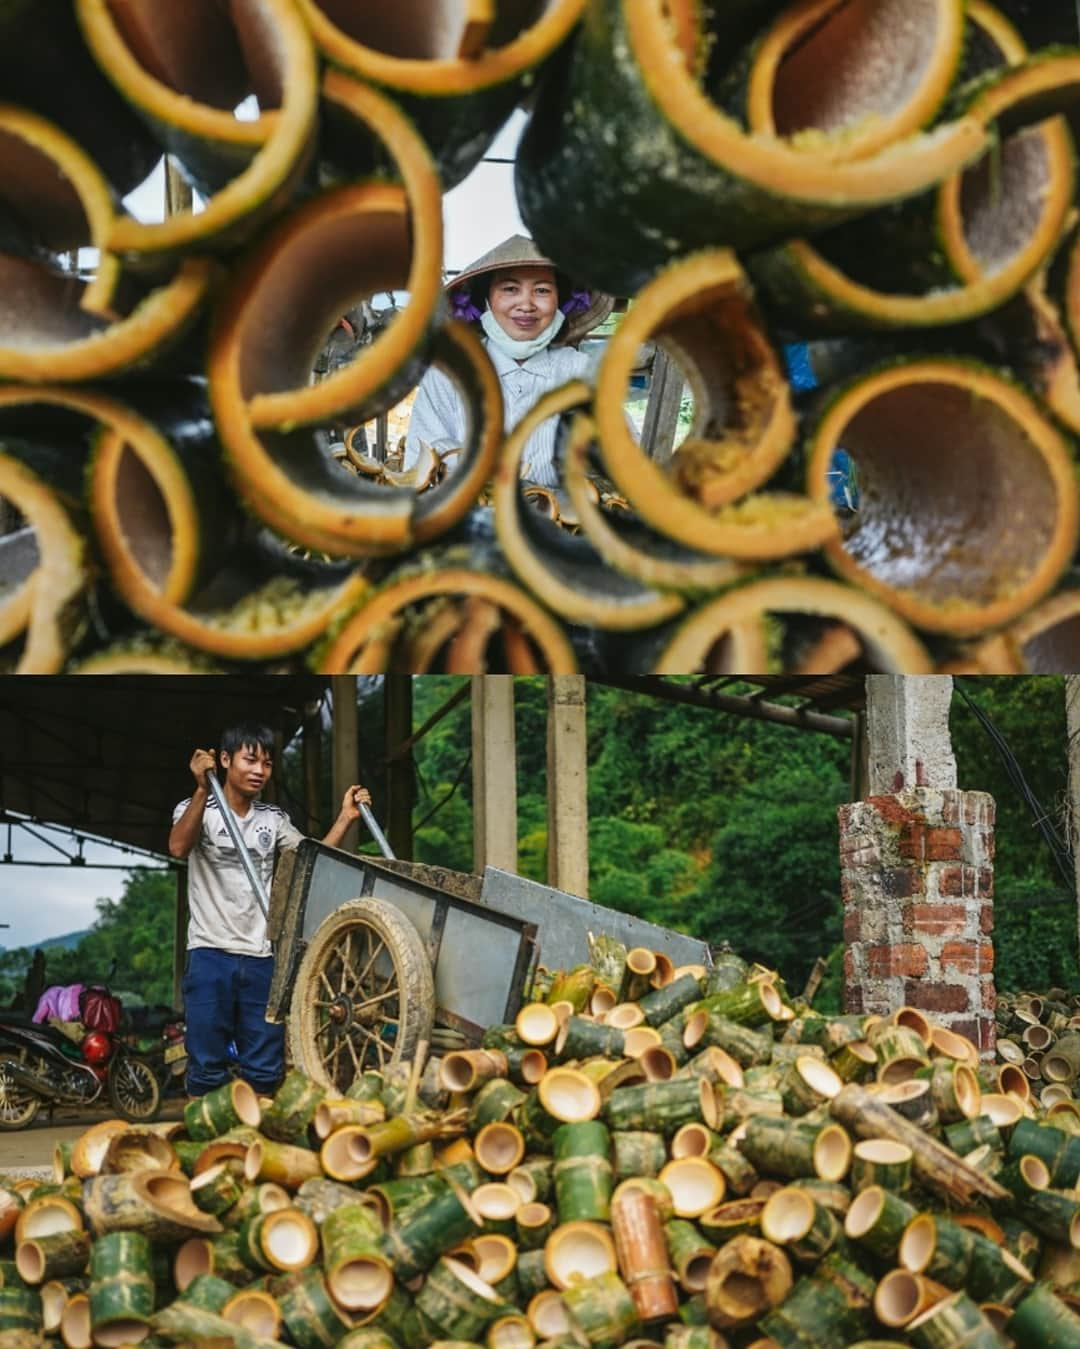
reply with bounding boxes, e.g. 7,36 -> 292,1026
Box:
0,1099 -> 185,1177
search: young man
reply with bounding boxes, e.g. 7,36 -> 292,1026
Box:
168,722 -> 371,1099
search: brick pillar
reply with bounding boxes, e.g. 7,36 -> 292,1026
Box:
838,789 -> 996,1056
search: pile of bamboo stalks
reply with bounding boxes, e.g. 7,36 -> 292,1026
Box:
4,2 -> 1080,672
2,943 -> 1080,1345
995,990 -> 1080,1113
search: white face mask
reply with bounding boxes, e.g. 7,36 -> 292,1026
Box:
481,306 -> 566,360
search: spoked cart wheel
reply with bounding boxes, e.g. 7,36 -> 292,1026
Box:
288,898 -> 435,1092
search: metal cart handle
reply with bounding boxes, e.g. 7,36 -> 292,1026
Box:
206,772 -> 271,920
358,798 -> 396,861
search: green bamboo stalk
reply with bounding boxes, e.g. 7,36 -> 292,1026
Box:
382,1182 -> 480,1282
261,1071 -> 327,1146
558,1017 -> 627,1061
603,1078 -> 708,1134
694,980 -> 785,1028
830,1042 -> 878,1084
691,1012 -> 773,1067
945,1116 -> 1002,1157
611,1131 -> 666,1181
698,1199 -> 765,1245
177,1272 -> 233,1312
190,1160 -> 247,1217
415,1256 -> 508,1341
152,1300 -> 280,1347
516,1248 -> 549,1302
964,1230 -> 1034,1306
15,1230 -> 91,1284
1008,1281 -> 1080,1348
184,1082 -> 261,1142
707,1141 -> 759,1197
470,1079 -> 527,1130
89,1231 -> 155,1344
659,1021 -> 692,1067
553,1121 -> 613,1223
272,1267 -> 353,1349
0,1285 -> 40,1333
850,1140 -> 912,1194
548,966 -> 596,1013
321,1203 -> 391,1312
703,951 -> 749,996
639,974 -> 703,1029
844,1186 -> 918,1262
907,1290 -> 1008,1348
1016,1187 -> 1080,1247
589,934 -> 628,991
562,1271 -> 641,1346
1008,1119 -> 1080,1189
515,1201 -> 554,1250
508,1158 -> 553,1205
761,1188 -> 841,1264
346,1072 -> 385,1105
901,1215 -> 977,1288
220,1182 -> 291,1232
664,1219 -> 716,1293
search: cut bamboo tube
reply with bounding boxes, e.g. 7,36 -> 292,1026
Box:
184,1081 -> 261,1142
508,1159 -> 553,1206
557,1016 -> 626,1061
260,1070 -> 326,1146
1009,1280 -> 1080,1347
189,1161 -> 246,1217
470,1080 -> 528,1129
515,1202 -> 555,1251
89,1230 -> 154,1347
664,1218 -> 715,1293
844,1186 -> 918,1262
538,1068 -> 603,1124
222,1181 -> 292,1231
383,1180 -> 482,1282
609,1184 -> 677,1322
613,1131 -> 667,1180
71,1121 -> 129,1180
237,1207 -> 318,1273
622,949 -> 658,1002
223,1286 -> 282,1340
516,1004 -> 560,1047
704,1235 -> 793,1328
61,1290 -> 92,1349
15,1195 -> 83,1245
475,1122 -> 526,1176
314,1098 -> 385,1139
178,1273 -> 232,1312
472,1182 -> 521,1233
658,1159 -> 725,1220
553,1121 -> 613,1223
907,1289 -> 1007,1347
604,1078 -> 711,1133
544,1221 -> 618,1291
831,1085 -> 1009,1205
83,1172 -> 222,1242
440,1049 -> 510,1095
563,1270 -> 642,1345
16,1230 -> 91,1285
779,1057 -> 843,1116
273,1267 -> 353,1348
528,1287 -> 572,1340
761,1187 -> 840,1264
850,1139 -> 913,1194
243,1138 -> 322,1190
416,1255 -> 507,1340
322,1203 -> 392,1311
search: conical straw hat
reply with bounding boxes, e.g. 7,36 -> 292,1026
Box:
447,234 -> 613,343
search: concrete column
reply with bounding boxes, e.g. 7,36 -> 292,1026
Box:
838,790 -> 996,1053
385,675 -> 413,859
472,676 -> 517,874
547,676 -> 589,896
331,675 -> 359,853
865,675 -> 957,793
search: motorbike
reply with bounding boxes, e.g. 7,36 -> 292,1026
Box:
0,1008 -> 163,1130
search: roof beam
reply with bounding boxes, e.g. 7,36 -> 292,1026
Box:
595,676 -> 856,738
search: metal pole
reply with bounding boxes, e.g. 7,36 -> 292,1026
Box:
359,802 -> 396,860
205,773 -> 270,919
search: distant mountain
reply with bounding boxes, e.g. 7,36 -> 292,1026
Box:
23,930 -> 88,954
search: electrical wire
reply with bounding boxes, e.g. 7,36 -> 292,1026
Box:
954,679 -> 1074,889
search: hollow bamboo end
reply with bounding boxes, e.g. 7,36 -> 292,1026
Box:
608,1004 -> 647,1031
329,1255 -> 394,1310
844,1186 -> 884,1239
814,1125 -> 854,1182
537,1068 -> 601,1123
516,1003 -> 560,1046
660,1158 -> 725,1218
475,1122 -> 526,1175
262,1208 -> 318,1270
898,1213 -> 935,1273
544,1221 -> 616,1291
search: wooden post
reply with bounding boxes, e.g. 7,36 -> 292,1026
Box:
164,157 -> 192,218
1066,677 -> 1080,955
173,868 -> 188,1011
849,711 -> 870,802
641,347 -> 685,466
385,676 -> 413,859
547,677 -> 589,897
331,676 -> 359,854
472,677 -> 517,874
302,700 -> 323,836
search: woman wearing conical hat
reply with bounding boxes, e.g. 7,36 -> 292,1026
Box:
404,235 -> 613,486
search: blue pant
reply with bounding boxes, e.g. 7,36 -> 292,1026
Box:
182,949 -> 284,1096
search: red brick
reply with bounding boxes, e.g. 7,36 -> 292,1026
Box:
903,982 -> 970,1013
938,866 -> 966,897
980,978 -> 997,1013
942,794 -> 962,825
844,983 -> 865,1014
981,832 -> 996,860
978,904 -> 994,935
866,797 -> 920,826
940,941 -> 994,975
898,823 -> 927,861
843,949 -> 856,985
951,1015 -> 996,1052
881,868 -> 921,899
905,903 -> 968,937
966,796 -> 995,826
925,828 -> 964,861
867,944 -> 929,978
976,867 -> 994,896
843,911 -> 861,944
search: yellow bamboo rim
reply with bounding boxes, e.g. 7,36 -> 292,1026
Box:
649,575 -> 931,672
78,0 -> 319,256
472,1232 -> 518,1286
890,1007 -> 934,1046
806,361 -> 1079,635
1007,589 -> 1080,671
69,641 -> 226,673
626,0 -> 987,205
258,1207 -> 318,1270
594,250 -> 814,559
475,1123 -> 526,1176
296,0 -> 588,97
0,104 -> 120,316
313,565 -> 576,673
495,390 -> 686,630
0,253 -> 212,383
489,1312 -> 536,1347
0,386 -> 200,606
543,1220 -> 617,1291
563,408 -> 750,595
659,1158 -> 726,1218
223,1288 -> 282,1340
537,1067 -> 601,1123
623,1027 -> 662,1059
746,0 -> 966,163
874,1268 -> 950,1328
14,1195 -> 83,1247
529,1287 -> 574,1339
70,1120 -> 132,1181
248,72 -> 445,431
60,1292 -> 91,1349
966,0 -> 1027,65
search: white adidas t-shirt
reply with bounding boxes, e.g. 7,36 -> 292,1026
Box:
172,796 -> 304,957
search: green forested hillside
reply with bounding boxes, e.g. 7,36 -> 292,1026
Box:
3,677 -> 1073,1012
